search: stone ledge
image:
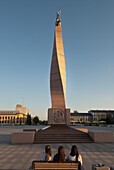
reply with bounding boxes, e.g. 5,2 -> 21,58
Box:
23,129 -> 38,132
12,132 -> 35,144
89,131 -> 114,143
76,128 -> 88,133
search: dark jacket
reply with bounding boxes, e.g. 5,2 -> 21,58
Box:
53,153 -> 66,162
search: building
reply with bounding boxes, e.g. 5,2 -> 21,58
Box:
70,110 -> 114,124
89,110 -> 114,122
70,113 -> 92,125
16,104 -> 29,115
0,104 -> 29,125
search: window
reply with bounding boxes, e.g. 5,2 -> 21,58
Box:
0,117 -> 1,119
8,117 -> 10,119
5,117 -> 7,119
3,117 -> 4,119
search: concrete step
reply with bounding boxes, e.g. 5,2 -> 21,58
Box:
34,136 -> 93,143
34,140 -> 93,143
34,136 -> 92,139
34,125 -> 93,143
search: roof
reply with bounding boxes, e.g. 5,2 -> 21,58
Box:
89,110 -> 114,113
0,110 -> 25,115
70,113 -> 92,116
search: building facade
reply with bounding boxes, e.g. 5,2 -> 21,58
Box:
0,104 -> 29,125
89,110 -> 114,122
70,110 -> 114,124
70,113 -> 92,125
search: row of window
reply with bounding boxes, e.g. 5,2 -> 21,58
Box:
71,118 -> 89,121
0,120 -> 24,123
0,116 -> 24,119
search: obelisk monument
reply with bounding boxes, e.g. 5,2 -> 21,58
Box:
48,10 -> 70,125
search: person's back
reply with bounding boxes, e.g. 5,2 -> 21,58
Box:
67,145 -> 82,165
45,153 -> 51,161
53,146 -> 66,163
41,145 -> 52,161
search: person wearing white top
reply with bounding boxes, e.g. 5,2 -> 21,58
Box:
67,145 -> 82,165
41,145 -> 52,161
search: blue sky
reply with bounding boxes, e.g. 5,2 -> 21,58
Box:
0,0 -> 114,120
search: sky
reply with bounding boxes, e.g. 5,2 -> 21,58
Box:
0,0 -> 114,120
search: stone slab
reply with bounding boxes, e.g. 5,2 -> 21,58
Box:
76,128 -> 88,133
23,128 -> 38,132
12,132 -> 35,144
89,131 -> 114,143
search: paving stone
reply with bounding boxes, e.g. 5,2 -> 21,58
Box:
0,126 -> 114,170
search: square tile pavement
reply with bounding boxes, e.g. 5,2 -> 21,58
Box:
0,143 -> 113,170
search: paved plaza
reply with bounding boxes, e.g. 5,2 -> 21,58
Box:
0,126 -> 114,170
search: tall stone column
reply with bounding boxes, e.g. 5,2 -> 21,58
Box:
48,10 -> 70,125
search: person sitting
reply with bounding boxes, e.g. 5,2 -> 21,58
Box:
53,146 -> 66,162
41,145 -> 52,161
45,153 -> 51,161
67,145 -> 82,165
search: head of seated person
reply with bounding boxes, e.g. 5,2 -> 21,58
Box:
53,146 -> 66,162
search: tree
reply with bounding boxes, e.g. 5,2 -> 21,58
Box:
106,113 -> 113,124
33,116 -> 39,125
74,110 -> 78,113
27,114 -> 31,125
42,120 -> 48,125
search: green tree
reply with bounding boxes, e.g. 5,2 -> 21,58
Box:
106,113 -> 113,124
74,110 -> 78,113
27,114 -> 31,125
33,116 -> 39,125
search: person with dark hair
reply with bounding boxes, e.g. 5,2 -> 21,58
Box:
53,146 -> 66,162
41,145 -> 52,161
68,145 -> 82,165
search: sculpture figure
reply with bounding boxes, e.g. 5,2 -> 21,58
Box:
56,9 -> 61,26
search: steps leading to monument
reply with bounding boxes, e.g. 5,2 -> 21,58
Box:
34,125 -> 93,144
34,134 -> 93,143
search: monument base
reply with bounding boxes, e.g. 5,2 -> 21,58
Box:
48,108 -> 70,125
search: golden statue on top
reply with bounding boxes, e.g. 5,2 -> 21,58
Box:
56,9 -> 61,26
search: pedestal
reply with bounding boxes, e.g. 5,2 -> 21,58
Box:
48,108 -> 70,125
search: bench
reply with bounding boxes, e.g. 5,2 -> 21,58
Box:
32,161 -> 81,170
